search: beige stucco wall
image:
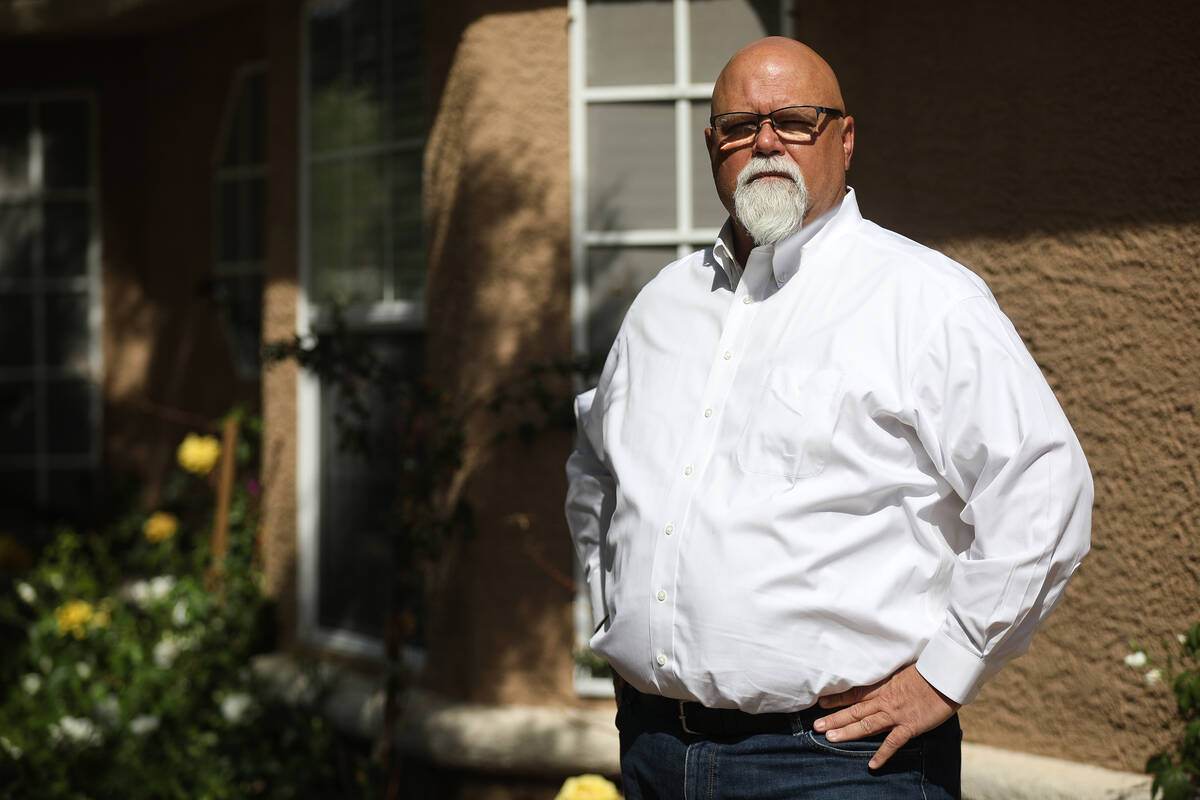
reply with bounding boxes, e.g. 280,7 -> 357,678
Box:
800,3 -> 1200,771
421,1 -> 583,708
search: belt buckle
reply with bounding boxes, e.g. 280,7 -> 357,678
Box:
678,700 -> 699,735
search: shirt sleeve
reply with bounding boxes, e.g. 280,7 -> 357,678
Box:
909,295 -> 1093,704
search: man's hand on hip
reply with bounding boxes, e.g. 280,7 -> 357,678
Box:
812,664 -> 960,769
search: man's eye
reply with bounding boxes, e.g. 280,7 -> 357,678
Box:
774,115 -> 817,132
723,121 -> 759,138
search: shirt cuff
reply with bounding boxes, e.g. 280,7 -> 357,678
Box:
915,631 -> 1001,705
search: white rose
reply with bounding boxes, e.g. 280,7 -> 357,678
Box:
171,600 -> 189,627
75,662 -> 92,680
95,695 -> 120,728
1179,634 -> 1189,645
15,582 -> 35,604
0,735 -> 21,759
20,674 -> 40,695
1145,669 -> 1164,685
51,716 -> 101,747
129,715 -> 160,735
219,692 -> 253,725
153,636 -> 181,669
1124,651 -> 1148,668
147,576 -> 176,601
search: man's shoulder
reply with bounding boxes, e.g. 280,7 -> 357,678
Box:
627,246 -> 717,303
846,218 -> 992,304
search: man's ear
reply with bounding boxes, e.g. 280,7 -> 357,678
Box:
704,126 -> 717,167
841,115 -> 855,171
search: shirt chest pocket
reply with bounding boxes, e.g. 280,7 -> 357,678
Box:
735,366 -> 843,479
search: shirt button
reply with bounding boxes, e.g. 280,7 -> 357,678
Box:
665,524 -> 674,535
683,465 -> 693,476
723,351 -> 732,360
656,590 -> 667,602
742,295 -> 752,304
656,653 -> 667,667
703,408 -> 713,418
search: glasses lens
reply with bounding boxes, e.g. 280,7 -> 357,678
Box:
714,114 -> 761,144
770,107 -> 820,141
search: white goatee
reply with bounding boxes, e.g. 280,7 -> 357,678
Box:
733,155 -> 808,246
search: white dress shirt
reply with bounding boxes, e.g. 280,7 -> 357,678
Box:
565,189 -> 1092,712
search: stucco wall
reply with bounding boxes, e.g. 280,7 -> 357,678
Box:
421,1 -> 582,708
799,2 -> 1200,770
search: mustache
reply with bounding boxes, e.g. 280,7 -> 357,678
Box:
736,156 -> 804,188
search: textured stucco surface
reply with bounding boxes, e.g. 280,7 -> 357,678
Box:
799,2 -> 1200,770
420,3 -> 584,708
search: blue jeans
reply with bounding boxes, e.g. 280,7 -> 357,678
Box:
616,689 -> 961,799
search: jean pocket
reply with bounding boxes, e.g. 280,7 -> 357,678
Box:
805,730 -> 920,759
736,366 -> 842,479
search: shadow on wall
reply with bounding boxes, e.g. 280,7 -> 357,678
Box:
802,1 -> 1200,240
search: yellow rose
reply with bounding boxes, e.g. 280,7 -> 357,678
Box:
176,433 -> 221,476
142,511 -> 179,544
555,775 -> 622,800
55,600 -> 95,639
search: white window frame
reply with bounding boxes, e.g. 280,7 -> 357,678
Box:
295,0 -> 426,665
567,0 -> 792,696
0,92 -> 102,514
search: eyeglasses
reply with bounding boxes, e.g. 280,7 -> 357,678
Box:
709,105 -> 845,149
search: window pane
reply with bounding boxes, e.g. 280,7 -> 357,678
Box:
219,180 -> 241,261
0,202 -> 34,278
691,102 -> 728,228
210,274 -> 263,378
248,176 -> 266,261
689,0 -> 781,83
587,0 -> 674,87
308,7 -> 346,153
249,71 -> 268,165
346,156 -> 387,302
388,2 -> 425,140
0,103 -> 30,197
317,331 -> 425,638
347,0 -> 385,149
43,200 -> 90,277
40,100 -> 90,190
309,160 -> 348,301
0,296 -> 33,367
0,383 -> 35,456
587,103 -> 676,230
44,292 -> 90,374
46,379 -> 91,455
390,150 -> 422,302
586,245 -> 676,357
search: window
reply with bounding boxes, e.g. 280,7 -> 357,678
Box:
211,65 -> 268,380
568,0 -> 791,694
298,0 -> 427,660
0,95 -> 100,536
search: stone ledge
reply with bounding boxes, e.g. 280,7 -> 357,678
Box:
253,654 -> 1153,798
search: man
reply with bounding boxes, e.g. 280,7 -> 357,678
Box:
565,37 -> 1092,799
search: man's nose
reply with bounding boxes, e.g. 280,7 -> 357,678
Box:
753,119 -> 786,156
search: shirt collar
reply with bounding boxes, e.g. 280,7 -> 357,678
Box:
713,187 -> 862,289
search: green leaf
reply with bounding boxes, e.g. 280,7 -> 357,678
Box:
1156,767 -> 1192,800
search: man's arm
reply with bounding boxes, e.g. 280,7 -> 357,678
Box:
817,294 -> 1093,767
565,387 -> 616,634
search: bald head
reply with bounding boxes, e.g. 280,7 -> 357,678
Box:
712,38 -> 845,118
705,38 -> 855,260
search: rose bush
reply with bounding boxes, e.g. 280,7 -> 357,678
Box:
0,414 -> 369,799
